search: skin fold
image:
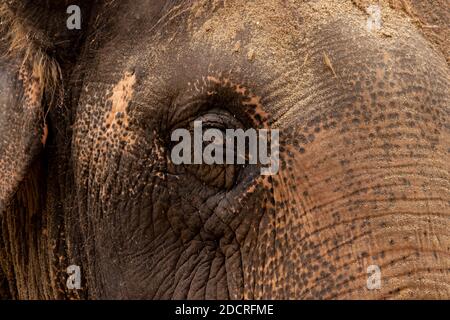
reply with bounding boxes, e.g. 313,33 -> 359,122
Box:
0,0 -> 449,299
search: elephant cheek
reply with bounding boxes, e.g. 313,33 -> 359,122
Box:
241,123 -> 450,299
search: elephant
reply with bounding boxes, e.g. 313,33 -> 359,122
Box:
0,0 -> 449,299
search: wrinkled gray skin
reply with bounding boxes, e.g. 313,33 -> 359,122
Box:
0,0 -> 449,299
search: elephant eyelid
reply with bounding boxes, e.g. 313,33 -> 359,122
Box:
168,86 -> 257,133
169,107 -> 244,134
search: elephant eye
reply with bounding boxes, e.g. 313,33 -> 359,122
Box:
168,109 -> 246,190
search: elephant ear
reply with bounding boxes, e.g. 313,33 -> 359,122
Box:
0,3 -> 61,210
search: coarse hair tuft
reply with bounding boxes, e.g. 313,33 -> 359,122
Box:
0,2 -> 63,109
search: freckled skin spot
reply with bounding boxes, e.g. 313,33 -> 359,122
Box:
105,71 -> 136,126
206,75 -> 270,127
18,64 -> 43,110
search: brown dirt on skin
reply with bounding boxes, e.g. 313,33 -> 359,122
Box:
180,0 -> 448,127
351,0 -> 450,64
188,0 -> 448,65
125,0 -> 447,132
